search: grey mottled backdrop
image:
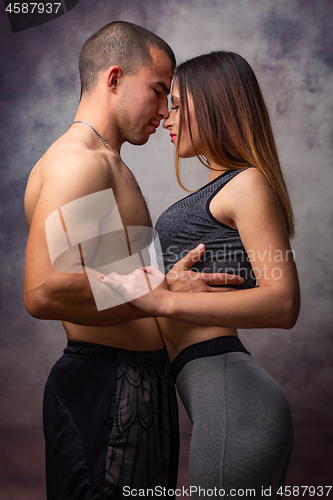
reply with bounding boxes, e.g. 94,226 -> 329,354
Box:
0,0 -> 332,498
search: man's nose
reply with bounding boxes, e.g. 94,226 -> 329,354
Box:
159,97 -> 170,120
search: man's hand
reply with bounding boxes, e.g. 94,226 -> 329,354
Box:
166,243 -> 244,293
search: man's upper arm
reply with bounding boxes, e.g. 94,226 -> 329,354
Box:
26,155 -> 109,279
24,153 -> 128,316
24,152 -> 157,323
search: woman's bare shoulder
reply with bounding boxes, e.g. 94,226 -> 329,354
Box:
226,167 -> 280,212
230,167 -> 273,192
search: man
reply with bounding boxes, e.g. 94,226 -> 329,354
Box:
24,21 -> 241,499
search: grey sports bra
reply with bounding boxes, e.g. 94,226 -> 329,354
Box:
155,167 -> 257,289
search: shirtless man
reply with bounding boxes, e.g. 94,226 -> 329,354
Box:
24,21 -> 242,499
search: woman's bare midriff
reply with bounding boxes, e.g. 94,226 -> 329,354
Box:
63,317 -> 165,351
157,317 -> 238,362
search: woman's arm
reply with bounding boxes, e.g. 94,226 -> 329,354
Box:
100,169 -> 300,329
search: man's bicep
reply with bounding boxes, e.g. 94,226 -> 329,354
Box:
25,170 -> 109,289
24,188 -> 127,317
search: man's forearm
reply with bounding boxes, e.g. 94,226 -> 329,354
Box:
24,269 -> 152,326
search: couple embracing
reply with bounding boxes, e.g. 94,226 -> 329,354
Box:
24,21 -> 300,500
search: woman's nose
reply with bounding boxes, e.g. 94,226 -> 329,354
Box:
163,115 -> 172,129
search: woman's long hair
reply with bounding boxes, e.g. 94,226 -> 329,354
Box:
175,51 -> 294,237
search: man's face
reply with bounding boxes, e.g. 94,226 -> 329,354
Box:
116,47 -> 174,146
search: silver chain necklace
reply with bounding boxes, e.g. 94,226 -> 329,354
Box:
70,120 -> 150,215
70,120 -> 123,162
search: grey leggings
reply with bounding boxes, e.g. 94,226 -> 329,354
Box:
173,337 -> 293,499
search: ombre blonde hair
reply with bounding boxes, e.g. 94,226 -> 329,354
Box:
175,51 -> 294,237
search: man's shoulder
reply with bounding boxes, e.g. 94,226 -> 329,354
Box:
25,133 -> 124,226
35,133 -> 123,194
45,137 -> 110,179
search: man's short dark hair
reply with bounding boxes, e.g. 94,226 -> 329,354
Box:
79,21 -> 176,96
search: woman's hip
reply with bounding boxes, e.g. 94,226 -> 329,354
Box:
174,336 -> 292,430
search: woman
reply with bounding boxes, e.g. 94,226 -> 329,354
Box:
100,51 -> 300,498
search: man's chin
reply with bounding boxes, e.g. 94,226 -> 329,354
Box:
127,135 -> 150,147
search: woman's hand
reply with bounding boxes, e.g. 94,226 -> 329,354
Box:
99,266 -> 169,315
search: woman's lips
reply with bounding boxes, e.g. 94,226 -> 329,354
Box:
170,133 -> 176,142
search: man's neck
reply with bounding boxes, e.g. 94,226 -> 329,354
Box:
73,97 -> 123,155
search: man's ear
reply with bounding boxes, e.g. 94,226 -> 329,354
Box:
107,66 -> 122,93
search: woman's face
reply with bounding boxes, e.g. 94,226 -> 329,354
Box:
163,80 -> 202,158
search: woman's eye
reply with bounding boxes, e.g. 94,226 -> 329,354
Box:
171,105 -> 179,111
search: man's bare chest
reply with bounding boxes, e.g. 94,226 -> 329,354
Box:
113,168 -> 152,229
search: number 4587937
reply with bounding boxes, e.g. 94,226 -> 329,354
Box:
277,486 -> 332,497
5,3 -> 62,14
